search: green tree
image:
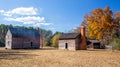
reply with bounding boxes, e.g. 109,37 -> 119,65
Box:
39,28 -> 53,46
114,12 -> 120,37
0,24 -> 11,46
112,12 -> 120,50
45,37 -> 52,46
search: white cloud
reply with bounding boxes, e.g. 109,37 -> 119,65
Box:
0,7 -> 53,27
5,16 -> 45,24
34,23 -> 53,27
0,10 -> 4,13
0,7 -> 38,16
4,16 -> 52,26
40,23 -> 53,26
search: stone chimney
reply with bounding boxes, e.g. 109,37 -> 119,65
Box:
80,26 -> 87,50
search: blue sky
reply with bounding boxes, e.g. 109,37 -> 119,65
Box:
0,0 -> 120,33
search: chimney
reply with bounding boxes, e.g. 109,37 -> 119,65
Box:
80,26 -> 87,50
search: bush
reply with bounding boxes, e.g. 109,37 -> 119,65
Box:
110,38 -> 120,50
115,38 -> 120,50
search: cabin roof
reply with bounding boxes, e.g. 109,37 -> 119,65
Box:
59,33 -> 81,40
9,28 -> 40,37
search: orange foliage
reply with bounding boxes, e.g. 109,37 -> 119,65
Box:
85,6 -> 114,41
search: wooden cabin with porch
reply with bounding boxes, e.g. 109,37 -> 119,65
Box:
5,28 -> 40,49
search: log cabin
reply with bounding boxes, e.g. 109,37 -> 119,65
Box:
5,28 -> 40,49
59,27 -> 87,50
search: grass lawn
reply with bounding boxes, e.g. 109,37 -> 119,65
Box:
0,47 -> 120,67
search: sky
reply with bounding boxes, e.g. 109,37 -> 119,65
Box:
0,0 -> 120,33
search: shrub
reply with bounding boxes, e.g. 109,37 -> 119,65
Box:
110,38 -> 120,50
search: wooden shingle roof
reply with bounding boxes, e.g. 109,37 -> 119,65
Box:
59,33 -> 81,40
9,28 -> 40,37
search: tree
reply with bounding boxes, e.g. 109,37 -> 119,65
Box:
82,6 -> 114,45
52,32 -> 62,47
114,12 -> 120,37
0,24 -> 10,46
111,12 -> 120,50
39,29 -> 53,46
72,27 -> 80,33
45,30 -> 53,37
45,37 -> 52,46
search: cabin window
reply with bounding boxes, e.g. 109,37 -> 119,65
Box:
65,43 -> 68,49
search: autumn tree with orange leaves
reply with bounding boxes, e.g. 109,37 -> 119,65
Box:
82,6 -> 115,45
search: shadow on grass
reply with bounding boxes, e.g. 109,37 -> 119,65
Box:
0,47 -> 57,60
87,48 -> 108,51
7,47 -> 58,51
0,50 -> 38,60
12,47 -> 58,50
40,47 -> 58,50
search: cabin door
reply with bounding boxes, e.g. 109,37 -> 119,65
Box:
31,42 -> 33,48
65,43 -> 68,49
